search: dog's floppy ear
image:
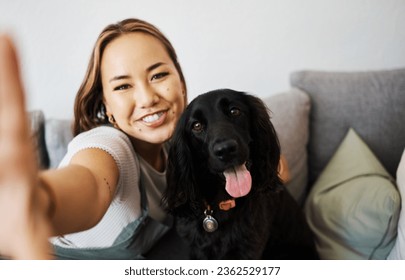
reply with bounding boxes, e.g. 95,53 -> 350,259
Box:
245,94 -> 282,189
163,109 -> 199,214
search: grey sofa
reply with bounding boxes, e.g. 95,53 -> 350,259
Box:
30,68 -> 405,259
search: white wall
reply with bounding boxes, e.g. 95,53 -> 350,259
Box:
1,0 -> 404,119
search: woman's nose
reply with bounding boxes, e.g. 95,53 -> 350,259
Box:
135,84 -> 159,108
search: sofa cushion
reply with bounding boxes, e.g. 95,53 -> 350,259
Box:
263,89 -> 310,205
291,68 -> 405,186
305,128 -> 400,259
387,149 -> 405,259
45,119 -> 74,168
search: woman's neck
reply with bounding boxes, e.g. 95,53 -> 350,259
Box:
131,139 -> 165,172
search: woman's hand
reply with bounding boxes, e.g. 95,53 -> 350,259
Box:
0,35 -> 53,259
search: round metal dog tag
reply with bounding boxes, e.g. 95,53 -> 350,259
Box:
203,215 -> 218,232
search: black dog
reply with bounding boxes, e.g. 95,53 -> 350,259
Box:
163,89 -> 318,259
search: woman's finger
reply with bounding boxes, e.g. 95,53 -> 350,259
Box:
0,34 -> 53,259
0,34 -> 29,139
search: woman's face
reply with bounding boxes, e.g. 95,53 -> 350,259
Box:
101,33 -> 186,147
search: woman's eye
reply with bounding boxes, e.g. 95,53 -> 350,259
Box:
151,72 -> 169,81
192,122 -> 203,133
113,84 -> 131,91
230,107 -> 241,116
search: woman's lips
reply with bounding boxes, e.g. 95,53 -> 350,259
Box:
140,110 -> 168,127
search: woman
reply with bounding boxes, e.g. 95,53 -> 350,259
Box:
1,18 -> 186,260
0,18 -> 289,260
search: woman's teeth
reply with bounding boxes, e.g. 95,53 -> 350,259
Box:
142,112 -> 163,123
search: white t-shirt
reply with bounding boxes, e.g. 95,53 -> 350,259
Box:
51,126 -> 167,248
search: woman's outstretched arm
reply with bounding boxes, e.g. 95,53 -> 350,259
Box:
0,34 -> 53,259
0,35 -> 120,259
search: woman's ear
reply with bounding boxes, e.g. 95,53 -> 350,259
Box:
103,100 -> 118,127
103,96 -> 111,115
103,100 -> 112,118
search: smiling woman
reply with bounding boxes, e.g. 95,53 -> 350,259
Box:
0,18 -> 188,260
48,19 -> 188,259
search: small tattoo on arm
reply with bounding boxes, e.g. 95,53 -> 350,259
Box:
103,178 -> 112,197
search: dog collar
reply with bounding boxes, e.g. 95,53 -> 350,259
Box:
202,199 -> 236,233
218,199 -> 236,211
203,206 -> 218,232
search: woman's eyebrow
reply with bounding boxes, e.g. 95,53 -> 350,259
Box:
108,62 -> 167,83
109,75 -> 130,83
147,62 -> 166,72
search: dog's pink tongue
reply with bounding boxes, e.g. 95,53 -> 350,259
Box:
224,165 -> 252,198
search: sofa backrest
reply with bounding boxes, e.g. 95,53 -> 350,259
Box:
29,112 -> 73,170
291,68 -> 405,186
45,119 -> 74,169
29,110 -> 49,169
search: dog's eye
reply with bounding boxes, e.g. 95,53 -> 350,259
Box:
192,122 -> 203,132
230,107 -> 241,116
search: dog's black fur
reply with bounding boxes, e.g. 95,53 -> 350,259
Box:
163,89 -> 318,259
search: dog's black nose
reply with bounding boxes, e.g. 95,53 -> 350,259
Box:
213,139 -> 238,161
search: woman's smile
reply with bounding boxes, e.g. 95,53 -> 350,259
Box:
139,110 -> 168,127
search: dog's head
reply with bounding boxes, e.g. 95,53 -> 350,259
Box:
164,89 -> 281,212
